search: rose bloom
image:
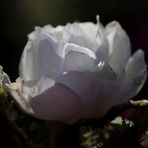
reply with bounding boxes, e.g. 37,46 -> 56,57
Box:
8,16 -> 147,124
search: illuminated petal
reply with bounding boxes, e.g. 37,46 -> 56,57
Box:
95,15 -> 109,62
63,23 -> 93,49
120,49 -> 147,102
19,27 -> 64,80
63,43 -> 97,72
105,21 -> 131,75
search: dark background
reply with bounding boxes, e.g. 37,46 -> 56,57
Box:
0,0 -> 148,98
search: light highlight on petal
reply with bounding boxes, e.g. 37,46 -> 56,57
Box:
63,43 -> 97,72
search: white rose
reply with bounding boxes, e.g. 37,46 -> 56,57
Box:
8,16 -> 147,124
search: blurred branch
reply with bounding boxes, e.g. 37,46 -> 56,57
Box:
0,85 -> 29,148
80,100 -> 148,148
0,85 -> 45,148
80,99 -> 148,128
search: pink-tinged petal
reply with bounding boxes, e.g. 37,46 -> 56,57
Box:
63,43 -> 97,72
56,71 -> 121,119
56,71 -> 96,99
19,27 -> 64,80
91,82 -> 134,119
105,21 -> 131,76
82,79 -> 121,118
8,77 -> 83,124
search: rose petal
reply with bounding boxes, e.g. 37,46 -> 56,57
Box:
120,49 -> 147,102
56,71 -> 96,99
118,68 -> 147,105
63,43 -> 97,72
105,21 -> 131,76
8,77 -> 83,124
92,69 -> 147,118
95,15 -> 109,62
42,25 -> 64,41
63,23 -> 93,49
17,16 -> 147,124
97,61 -> 117,80
123,49 -> 147,84
82,79 -> 121,118
79,22 -> 98,49
19,27 -> 64,80
56,71 -> 121,118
